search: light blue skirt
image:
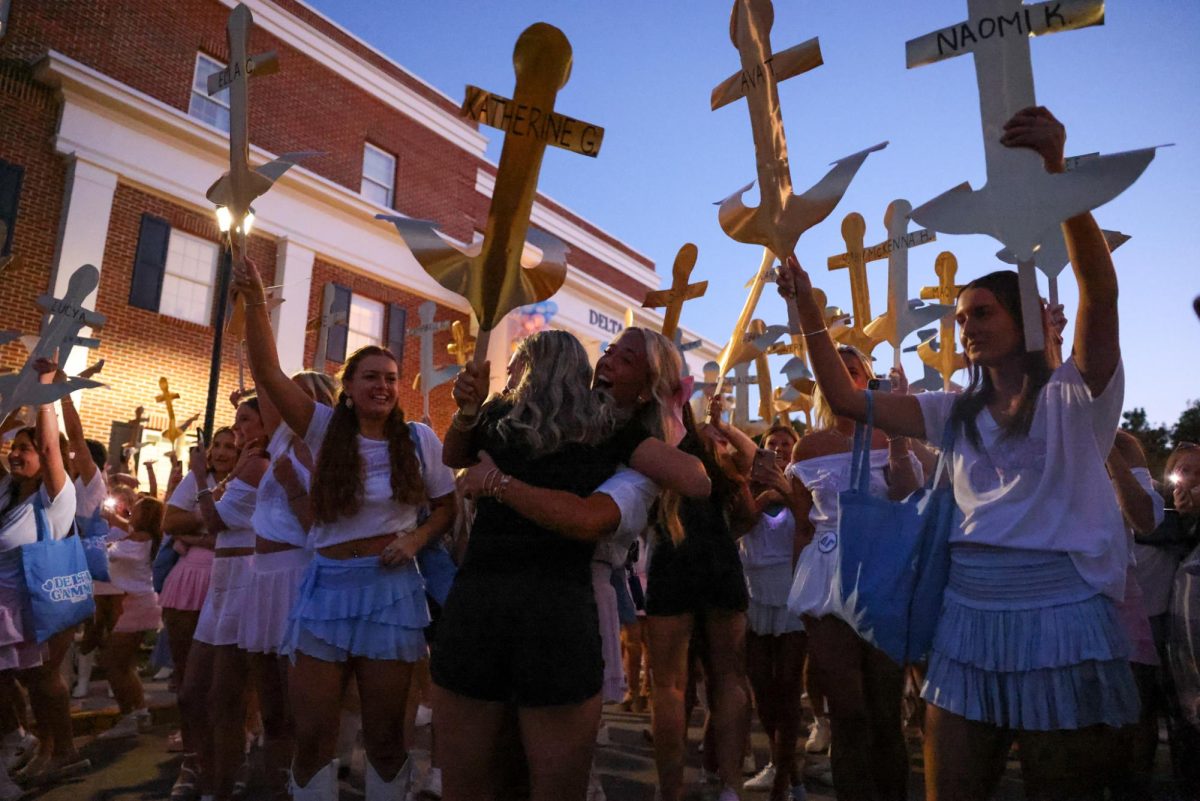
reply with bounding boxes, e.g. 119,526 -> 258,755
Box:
922,546 -> 1138,731
282,554 -> 430,663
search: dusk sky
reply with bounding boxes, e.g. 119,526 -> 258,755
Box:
306,0 -> 1200,427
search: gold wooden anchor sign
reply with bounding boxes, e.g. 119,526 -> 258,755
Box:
157,377 -> 184,445
918,252 -> 968,390
380,24 -> 600,415
827,213 -> 885,356
447,320 -> 476,368
642,244 -> 708,340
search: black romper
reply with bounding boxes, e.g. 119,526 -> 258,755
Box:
431,402 -> 648,707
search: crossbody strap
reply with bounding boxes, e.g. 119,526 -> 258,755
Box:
849,391 -> 876,495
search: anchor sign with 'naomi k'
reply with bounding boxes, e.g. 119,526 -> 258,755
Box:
710,0 -> 885,400
906,0 -> 1160,352
379,24 -> 598,416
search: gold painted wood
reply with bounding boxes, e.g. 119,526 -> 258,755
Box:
918,252 -> 968,390
826,213 -> 885,356
157,377 -> 183,445
642,244 -> 708,340
447,320 -> 476,368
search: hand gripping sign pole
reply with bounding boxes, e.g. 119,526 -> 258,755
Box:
379,24 -> 602,416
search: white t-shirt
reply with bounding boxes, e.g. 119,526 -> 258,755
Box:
108,538 -> 154,594
0,478 -> 77,553
167,471 -> 212,514
251,425 -> 310,548
915,357 -> 1127,599
739,505 -> 796,570
74,471 -> 108,519
304,403 -> 456,549
593,467 -> 658,566
213,478 -> 257,550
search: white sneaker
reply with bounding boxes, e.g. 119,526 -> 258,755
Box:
743,761 -> 776,790
418,766 -> 442,799
414,704 -> 432,728
153,667 -> 174,681
97,712 -> 141,740
805,717 -> 830,754
0,731 -> 36,772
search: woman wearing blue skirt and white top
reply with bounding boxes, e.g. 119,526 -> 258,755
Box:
239,365 -> 334,800
235,257 -> 456,801
777,107 -> 1139,801
787,349 -> 920,801
180,397 -> 268,801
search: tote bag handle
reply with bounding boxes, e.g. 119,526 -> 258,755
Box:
849,391 -> 876,495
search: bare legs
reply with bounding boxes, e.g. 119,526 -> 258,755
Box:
99,631 -> 145,714
746,630 -> 807,798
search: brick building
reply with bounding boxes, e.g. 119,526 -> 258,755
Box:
0,0 -> 718,480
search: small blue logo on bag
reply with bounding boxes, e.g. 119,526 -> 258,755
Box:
40,571 -> 93,603
818,532 -> 837,554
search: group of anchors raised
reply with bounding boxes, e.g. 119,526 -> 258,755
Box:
11,0 -> 1160,436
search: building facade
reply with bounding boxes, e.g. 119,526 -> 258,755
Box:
0,0 -> 719,472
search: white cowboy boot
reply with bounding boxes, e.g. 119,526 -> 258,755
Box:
291,761 -> 337,801
365,756 -> 413,801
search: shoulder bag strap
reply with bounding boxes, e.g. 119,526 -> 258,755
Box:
849,391 -> 875,495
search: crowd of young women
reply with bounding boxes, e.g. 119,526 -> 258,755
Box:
0,106 -> 1196,801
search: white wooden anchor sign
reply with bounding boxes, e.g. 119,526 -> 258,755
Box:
906,0 -> 1159,351
861,200 -> 955,370
0,264 -> 105,421
671,330 -> 703,378
997,226 -> 1129,306
409,301 -> 459,424
380,24 -> 600,415
711,0 -> 886,397
206,3 -> 311,257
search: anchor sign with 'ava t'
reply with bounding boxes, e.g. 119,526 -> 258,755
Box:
906,0 -> 1159,352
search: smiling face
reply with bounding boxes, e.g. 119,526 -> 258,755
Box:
1172,451 -> 1200,494
232,403 -> 264,449
7,431 -> 41,481
763,430 -> 796,468
344,353 -> 401,421
594,330 -> 650,410
956,287 -> 1022,367
208,429 -> 239,475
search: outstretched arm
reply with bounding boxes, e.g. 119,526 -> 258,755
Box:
1002,106 -> 1119,395
33,360 -> 68,498
231,257 -> 315,438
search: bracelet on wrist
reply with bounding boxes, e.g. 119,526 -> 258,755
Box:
494,474 -> 512,504
451,411 -> 479,432
196,488 -> 213,499
801,326 -> 828,337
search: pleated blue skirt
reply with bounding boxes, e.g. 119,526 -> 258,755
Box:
922,545 -> 1138,731
282,554 -> 430,663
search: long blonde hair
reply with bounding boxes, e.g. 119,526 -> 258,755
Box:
494,330 -> 614,457
623,327 -> 684,440
811,345 -> 874,431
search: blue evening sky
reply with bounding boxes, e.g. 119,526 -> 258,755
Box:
305,0 -> 1199,427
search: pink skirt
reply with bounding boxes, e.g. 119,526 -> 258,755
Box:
114,592 -> 162,633
194,555 -> 253,647
1117,567 -> 1158,667
160,546 -> 214,612
0,580 -> 41,671
238,548 -> 310,654
592,562 -> 626,703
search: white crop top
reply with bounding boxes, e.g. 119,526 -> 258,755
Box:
251,425 -> 310,548
213,478 -> 257,549
0,477 -> 76,553
108,538 -> 154,595
303,403 -> 456,549
739,505 -> 797,570
788,449 -> 896,534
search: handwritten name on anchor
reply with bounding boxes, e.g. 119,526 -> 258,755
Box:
206,53 -> 278,94
828,229 -> 937,270
907,1 -> 1103,67
41,571 -> 92,603
463,86 -> 604,157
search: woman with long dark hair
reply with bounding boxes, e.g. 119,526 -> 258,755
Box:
235,257 -> 456,801
0,359 -> 87,784
777,107 -> 1139,800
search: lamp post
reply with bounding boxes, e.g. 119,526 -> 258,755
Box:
202,207 -> 254,441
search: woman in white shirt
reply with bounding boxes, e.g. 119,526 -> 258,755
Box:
777,107 -> 1138,800
237,257 -> 456,801
0,360 -> 87,782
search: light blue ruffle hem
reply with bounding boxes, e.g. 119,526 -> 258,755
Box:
921,546 -> 1139,731
282,554 -> 430,663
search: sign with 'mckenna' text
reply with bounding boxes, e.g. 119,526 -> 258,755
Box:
463,86 -> 604,157
906,0 -> 1104,68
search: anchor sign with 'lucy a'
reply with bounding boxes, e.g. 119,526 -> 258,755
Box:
906,0 -> 1160,351
711,0 -> 885,398
380,24 -> 601,416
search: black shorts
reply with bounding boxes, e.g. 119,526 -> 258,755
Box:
644,531 -> 749,617
431,572 -> 602,707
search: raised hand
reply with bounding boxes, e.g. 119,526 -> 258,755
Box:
1001,106 -> 1066,174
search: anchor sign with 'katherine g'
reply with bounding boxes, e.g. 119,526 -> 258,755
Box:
906,0 -> 1160,351
380,24 -> 599,416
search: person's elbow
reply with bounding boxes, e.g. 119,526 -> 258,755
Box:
569,502 -> 621,543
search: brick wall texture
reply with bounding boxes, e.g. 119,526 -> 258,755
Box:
0,0 -> 654,451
